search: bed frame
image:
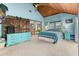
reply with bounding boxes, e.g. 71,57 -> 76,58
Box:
38,32 -> 58,44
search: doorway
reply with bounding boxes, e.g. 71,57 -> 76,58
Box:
30,20 -> 42,35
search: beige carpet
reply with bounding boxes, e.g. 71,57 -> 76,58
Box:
0,36 -> 78,56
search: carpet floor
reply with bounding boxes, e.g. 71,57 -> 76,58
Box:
0,37 -> 78,56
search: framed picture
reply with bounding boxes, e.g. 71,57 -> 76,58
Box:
66,19 -> 73,23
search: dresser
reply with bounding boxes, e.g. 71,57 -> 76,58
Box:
6,32 -> 32,47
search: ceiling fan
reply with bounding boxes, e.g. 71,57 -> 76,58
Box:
33,3 -> 40,8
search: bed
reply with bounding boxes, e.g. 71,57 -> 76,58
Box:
38,29 -> 63,44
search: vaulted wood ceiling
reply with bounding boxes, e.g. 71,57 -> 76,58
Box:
35,3 -> 79,17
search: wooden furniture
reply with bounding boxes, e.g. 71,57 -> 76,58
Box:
6,32 -> 32,47
64,32 -> 71,40
2,15 -> 30,37
38,30 -> 62,44
64,31 -> 75,41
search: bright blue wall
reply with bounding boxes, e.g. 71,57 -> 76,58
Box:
44,14 -> 61,30
60,13 -> 76,20
44,13 -> 78,34
45,14 -> 61,22
45,13 -> 77,22
60,13 -> 77,34
4,3 -> 44,22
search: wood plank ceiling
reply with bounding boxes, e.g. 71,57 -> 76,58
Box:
34,3 -> 79,17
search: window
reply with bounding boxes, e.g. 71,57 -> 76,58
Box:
55,21 -> 62,31
46,21 -> 62,31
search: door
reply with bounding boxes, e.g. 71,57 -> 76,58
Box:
30,21 -> 42,35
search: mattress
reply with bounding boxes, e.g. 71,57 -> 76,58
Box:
45,31 -> 63,40
38,30 -> 63,43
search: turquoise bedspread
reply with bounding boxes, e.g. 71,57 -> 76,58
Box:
38,31 -> 62,44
